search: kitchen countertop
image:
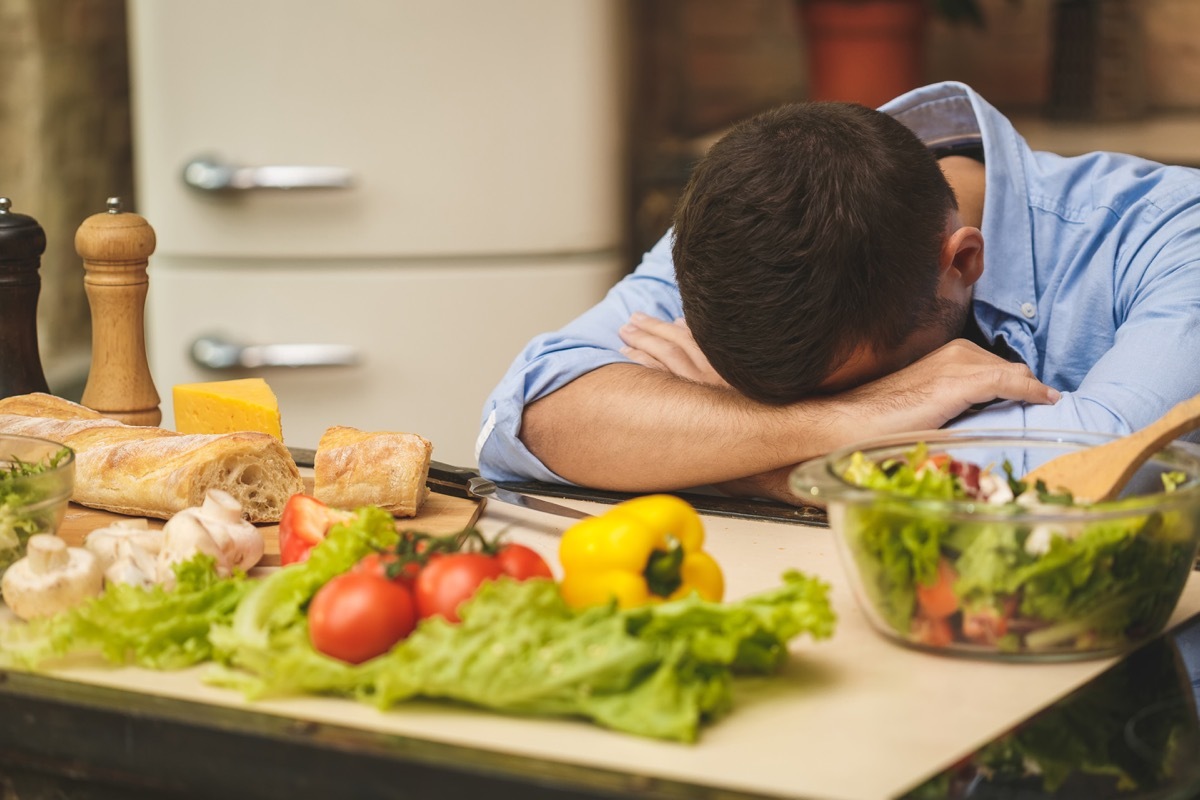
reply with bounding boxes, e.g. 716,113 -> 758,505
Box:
0,497 -> 1198,800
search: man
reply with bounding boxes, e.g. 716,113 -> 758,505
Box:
476,82 -> 1200,503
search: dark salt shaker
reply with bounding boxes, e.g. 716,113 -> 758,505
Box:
0,197 -> 50,398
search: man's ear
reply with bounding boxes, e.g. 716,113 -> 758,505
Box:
940,226 -> 984,290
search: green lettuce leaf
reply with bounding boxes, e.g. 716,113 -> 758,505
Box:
206,505 -> 400,694
951,521 -> 1025,603
0,445 -> 73,574
2,504 -> 837,743
842,500 -> 946,633
210,568 -> 835,743
0,555 -> 250,670
204,503 -> 836,742
843,446 -> 1199,652
352,570 -> 835,743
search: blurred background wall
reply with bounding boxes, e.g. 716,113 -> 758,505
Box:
0,0 -> 132,396
3,0 -> 1200,396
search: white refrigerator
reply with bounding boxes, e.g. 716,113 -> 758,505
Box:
128,0 -> 628,466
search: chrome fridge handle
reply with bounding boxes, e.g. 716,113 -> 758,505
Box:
182,157 -> 353,192
190,335 -> 360,370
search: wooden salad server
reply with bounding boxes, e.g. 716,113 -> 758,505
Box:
1022,391 -> 1200,503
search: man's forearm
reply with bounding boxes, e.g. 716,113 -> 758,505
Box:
519,364 -> 842,490
518,340 -> 1060,493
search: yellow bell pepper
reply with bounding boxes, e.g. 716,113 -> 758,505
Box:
558,494 -> 724,610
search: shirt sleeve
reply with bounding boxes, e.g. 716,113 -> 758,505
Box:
476,231 -> 684,482
951,218 -> 1200,443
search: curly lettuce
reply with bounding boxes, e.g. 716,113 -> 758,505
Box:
0,445 -> 72,574
2,505 -> 837,742
841,445 -> 1197,653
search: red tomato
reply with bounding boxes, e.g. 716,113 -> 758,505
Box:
308,572 -> 417,664
921,453 -> 951,471
414,552 -> 504,623
353,552 -> 421,586
278,494 -> 352,566
915,558 -> 960,620
494,543 -> 553,581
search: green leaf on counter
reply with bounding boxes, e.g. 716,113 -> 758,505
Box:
355,570 -> 835,743
0,555 -> 250,670
0,445 -> 73,574
206,505 -> 400,694
207,508 -> 836,742
3,505 -> 837,743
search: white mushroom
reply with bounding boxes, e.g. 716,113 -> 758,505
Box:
106,536 -> 163,589
84,518 -> 166,589
84,518 -> 161,569
1,534 -> 104,620
157,489 -> 263,588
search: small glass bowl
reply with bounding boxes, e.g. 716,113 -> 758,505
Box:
0,434 -> 75,575
791,429 -> 1200,661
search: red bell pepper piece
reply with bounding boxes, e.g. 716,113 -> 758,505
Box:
278,494 -> 353,565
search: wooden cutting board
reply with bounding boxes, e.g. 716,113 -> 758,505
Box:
56,479 -> 484,567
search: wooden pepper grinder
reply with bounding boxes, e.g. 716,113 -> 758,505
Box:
0,197 -> 51,399
77,197 -> 162,426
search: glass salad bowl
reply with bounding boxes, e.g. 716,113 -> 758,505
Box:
790,429 -> 1200,661
0,434 -> 75,576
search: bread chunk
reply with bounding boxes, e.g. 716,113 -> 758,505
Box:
314,425 -> 432,517
0,393 -> 302,522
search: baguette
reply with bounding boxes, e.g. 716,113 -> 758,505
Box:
314,425 -> 432,517
0,393 -> 303,523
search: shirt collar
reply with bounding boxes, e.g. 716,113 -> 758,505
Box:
879,82 -> 1037,338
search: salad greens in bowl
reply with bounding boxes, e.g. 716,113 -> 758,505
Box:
0,434 -> 74,576
790,429 -> 1200,661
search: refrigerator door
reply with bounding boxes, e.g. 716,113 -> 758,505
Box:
148,254 -> 620,466
128,0 -> 626,257
128,1 -> 628,464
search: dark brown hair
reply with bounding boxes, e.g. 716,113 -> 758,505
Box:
672,102 -> 958,404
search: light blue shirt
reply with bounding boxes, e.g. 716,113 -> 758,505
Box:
478,81 -> 1200,483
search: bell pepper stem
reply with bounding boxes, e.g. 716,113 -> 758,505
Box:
644,543 -> 684,597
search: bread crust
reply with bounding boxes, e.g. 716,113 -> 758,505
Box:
0,393 -> 302,522
314,425 -> 432,517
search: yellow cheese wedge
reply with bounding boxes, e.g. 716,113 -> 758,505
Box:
173,378 -> 284,440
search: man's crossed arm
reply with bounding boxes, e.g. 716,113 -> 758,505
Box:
520,314 -> 1058,504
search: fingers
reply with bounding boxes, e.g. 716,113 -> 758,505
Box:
927,342 -> 1059,405
620,312 -> 693,349
620,344 -> 667,371
618,312 -> 730,387
843,340 -> 1062,435
984,365 -> 1061,406
618,315 -> 693,376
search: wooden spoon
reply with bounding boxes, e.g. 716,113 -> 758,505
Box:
1022,392 -> 1200,503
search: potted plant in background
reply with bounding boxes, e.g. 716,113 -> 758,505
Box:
796,0 -> 1001,108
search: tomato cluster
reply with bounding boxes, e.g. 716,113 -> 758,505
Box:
306,525 -> 552,664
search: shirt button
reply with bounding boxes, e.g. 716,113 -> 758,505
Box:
1020,302 -> 1036,319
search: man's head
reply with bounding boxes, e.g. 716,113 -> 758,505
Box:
672,101 -> 972,404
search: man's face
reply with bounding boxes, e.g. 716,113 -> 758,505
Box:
816,295 -> 969,394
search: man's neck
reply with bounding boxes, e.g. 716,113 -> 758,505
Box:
938,155 -> 986,229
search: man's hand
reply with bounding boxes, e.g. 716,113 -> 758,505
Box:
705,340 -> 1060,505
619,313 -> 731,388
835,338 -> 1060,438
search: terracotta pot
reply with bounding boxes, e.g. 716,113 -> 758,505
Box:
798,0 -> 928,108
